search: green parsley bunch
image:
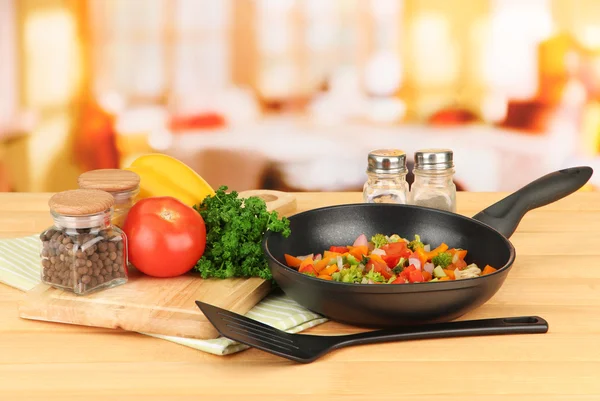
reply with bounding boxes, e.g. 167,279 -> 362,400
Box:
193,186 -> 291,280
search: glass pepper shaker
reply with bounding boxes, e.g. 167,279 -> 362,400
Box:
409,148 -> 456,212
77,169 -> 140,228
39,189 -> 129,295
363,149 -> 409,204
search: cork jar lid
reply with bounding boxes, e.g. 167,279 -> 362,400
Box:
49,189 -> 115,216
77,169 -> 140,192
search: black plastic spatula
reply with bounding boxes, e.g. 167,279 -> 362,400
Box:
195,301 -> 548,363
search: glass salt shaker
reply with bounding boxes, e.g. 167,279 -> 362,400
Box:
363,149 -> 409,204
39,189 -> 129,295
409,148 -> 456,212
77,169 -> 140,228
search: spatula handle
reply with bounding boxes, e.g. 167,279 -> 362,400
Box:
332,316 -> 548,349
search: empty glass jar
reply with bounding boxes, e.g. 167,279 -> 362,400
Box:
40,189 -> 129,295
363,149 -> 409,204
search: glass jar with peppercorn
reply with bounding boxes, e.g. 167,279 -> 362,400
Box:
39,189 -> 128,295
77,169 -> 140,228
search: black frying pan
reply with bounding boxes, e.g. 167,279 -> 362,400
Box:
263,166 -> 593,328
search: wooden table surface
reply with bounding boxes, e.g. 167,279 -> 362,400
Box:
1,191 -> 600,400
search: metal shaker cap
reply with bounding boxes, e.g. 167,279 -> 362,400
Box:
414,149 -> 454,171
367,149 -> 407,174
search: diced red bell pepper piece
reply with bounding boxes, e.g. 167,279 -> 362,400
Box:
329,246 -> 349,253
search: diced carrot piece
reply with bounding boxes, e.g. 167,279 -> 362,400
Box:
324,251 -> 342,259
422,271 -> 432,281
414,247 -> 428,265
443,269 -> 456,280
349,246 -> 368,260
313,257 -> 331,273
439,276 -> 451,281
369,253 -> 386,265
317,274 -> 333,280
299,257 -> 314,270
448,248 -> 468,260
284,254 -> 302,268
299,264 -> 316,275
482,265 -> 497,275
322,264 -> 338,276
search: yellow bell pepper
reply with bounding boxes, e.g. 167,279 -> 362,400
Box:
125,153 -> 215,207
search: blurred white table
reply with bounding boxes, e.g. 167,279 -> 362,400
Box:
154,116 -> 585,192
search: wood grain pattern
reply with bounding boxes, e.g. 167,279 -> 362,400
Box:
15,190 -> 295,340
77,168 -> 140,192
1,190 -> 600,400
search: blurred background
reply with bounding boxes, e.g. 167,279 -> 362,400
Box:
1,0 -> 599,194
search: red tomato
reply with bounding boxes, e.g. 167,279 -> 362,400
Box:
330,246 -> 349,253
399,264 -> 417,281
408,270 -> 424,283
367,256 -> 394,279
382,254 -> 401,269
122,196 -> 207,278
391,276 -> 407,284
450,259 -> 468,270
382,242 -> 411,258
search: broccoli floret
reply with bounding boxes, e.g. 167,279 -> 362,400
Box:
345,254 -> 359,265
388,234 -> 402,243
407,235 -> 424,251
364,270 -> 386,283
333,265 -> 364,283
343,265 -> 364,283
432,251 -> 453,269
371,234 -> 388,248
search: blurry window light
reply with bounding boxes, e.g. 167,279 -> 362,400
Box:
257,0 -> 293,55
24,10 -> 81,107
410,12 -> 459,87
259,62 -> 297,98
0,0 -> 17,126
90,0 -> 231,100
175,0 -> 229,31
481,92 -> 508,124
578,25 -> 600,49
364,51 -> 402,96
482,0 -> 553,100
369,0 -> 401,20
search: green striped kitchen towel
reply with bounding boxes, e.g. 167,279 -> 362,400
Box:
0,234 -> 328,356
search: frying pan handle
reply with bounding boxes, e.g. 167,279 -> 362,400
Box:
471,166 -> 593,238
333,316 -> 548,349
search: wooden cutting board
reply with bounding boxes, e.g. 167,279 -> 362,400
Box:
17,190 -> 297,340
